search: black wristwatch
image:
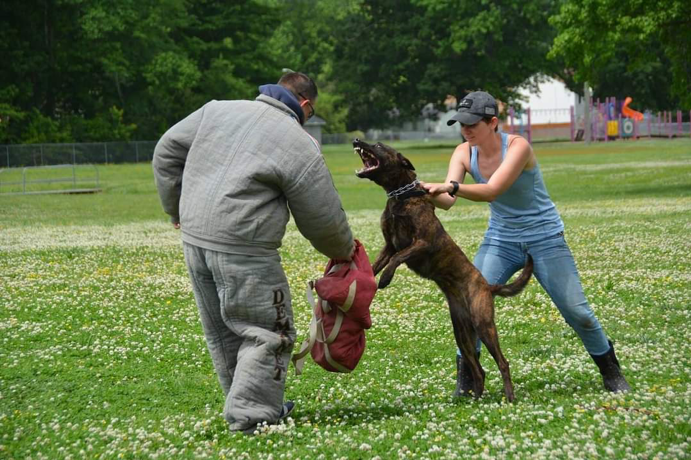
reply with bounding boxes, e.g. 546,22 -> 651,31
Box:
448,180 -> 459,197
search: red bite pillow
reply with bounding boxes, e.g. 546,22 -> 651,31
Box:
314,240 -> 375,329
292,239 -> 377,374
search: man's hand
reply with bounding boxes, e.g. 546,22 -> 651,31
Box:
347,242 -> 357,261
173,222 -> 180,229
333,241 -> 356,263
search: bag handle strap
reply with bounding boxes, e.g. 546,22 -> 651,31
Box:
320,321 -> 352,373
291,283 -> 320,375
291,281 -> 351,375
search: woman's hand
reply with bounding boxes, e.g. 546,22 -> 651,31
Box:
421,181 -> 452,196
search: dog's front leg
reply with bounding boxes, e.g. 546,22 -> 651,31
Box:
378,239 -> 430,289
372,244 -> 395,276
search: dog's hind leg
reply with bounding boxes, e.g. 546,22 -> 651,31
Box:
479,331 -> 514,402
472,294 -> 515,402
448,296 -> 485,399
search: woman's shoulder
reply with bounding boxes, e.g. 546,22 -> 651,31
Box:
504,133 -> 536,169
453,141 -> 472,156
505,133 -> 529,148
452,141 -> 472,165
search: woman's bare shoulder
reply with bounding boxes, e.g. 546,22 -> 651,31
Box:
451,141 -> 472,167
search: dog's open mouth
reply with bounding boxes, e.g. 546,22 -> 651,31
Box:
354,145 -> 380,177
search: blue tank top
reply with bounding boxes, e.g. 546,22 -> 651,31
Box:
469,132 -> 564,242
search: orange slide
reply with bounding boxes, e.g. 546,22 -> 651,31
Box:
622,97 -> 644,121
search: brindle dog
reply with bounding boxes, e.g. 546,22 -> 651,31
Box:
353,139 -> 533,402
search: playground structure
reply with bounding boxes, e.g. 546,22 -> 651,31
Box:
506,98 -> 690,143
570,96 -> 691,142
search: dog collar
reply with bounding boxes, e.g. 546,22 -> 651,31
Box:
386,180 -> 428,200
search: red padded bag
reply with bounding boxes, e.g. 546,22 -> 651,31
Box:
292,240 -> 377,374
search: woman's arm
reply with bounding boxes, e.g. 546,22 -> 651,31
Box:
425,136 -> 533,203
423,143 -> 469,210
457,136 -> 532,202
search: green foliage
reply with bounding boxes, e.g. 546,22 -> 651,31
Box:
267,0 -> 362,133
313,91 -> 349,134
330,0 -> 559,130
22,110 -> 73,144
1,0 -> 686,142
550,0 -> 691,108
0,87 -> 27,144
79,107 -> 138,142
0,0 -> 283,143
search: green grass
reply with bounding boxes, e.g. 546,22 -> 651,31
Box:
1,138 -> 690,459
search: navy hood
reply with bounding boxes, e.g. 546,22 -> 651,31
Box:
258,84 -> 305,125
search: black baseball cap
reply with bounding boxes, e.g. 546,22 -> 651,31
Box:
447,91 -> 498,126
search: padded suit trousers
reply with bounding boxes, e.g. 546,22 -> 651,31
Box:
183,243 -> 296,432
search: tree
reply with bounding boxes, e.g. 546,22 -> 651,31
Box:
0,0 -> 284,143
267,0 -> 361,133
329,0 -> 560,130
79,0 -> 283,138
0,0 -> 94,143
549,0 -> 691,109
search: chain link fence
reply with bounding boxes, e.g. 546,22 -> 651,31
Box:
0,141 -> 158,169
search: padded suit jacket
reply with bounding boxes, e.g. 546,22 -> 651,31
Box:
152,94 -> 354,260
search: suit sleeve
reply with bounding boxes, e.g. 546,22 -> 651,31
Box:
152,105 -> 206,224
284,154 -> 354,260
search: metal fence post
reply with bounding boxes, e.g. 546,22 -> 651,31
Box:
648,114 -> 651,139
104,143 -> 108,164
603,97 -> 609,143
135,141 -> 139,163
72,144 -> 76,165
583,83 -> 591,144
5,146 -> 9,168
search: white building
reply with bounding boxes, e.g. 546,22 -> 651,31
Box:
515,75 -> 578,125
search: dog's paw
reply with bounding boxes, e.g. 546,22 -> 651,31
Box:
377,274 -> 393,289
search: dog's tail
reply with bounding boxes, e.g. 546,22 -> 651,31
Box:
489,255 -> 533,297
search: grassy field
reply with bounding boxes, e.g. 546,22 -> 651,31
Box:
1,138 -> 690,459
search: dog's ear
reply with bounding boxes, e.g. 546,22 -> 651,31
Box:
397,153 -> 415,171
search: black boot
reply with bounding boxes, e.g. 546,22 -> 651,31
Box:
590,340 -> 631,393
453,352 -> 479,397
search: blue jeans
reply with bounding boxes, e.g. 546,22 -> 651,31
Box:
462,232 -> 610,356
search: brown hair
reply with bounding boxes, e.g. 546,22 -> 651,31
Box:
483,116 -> 499,132
278,72 -> 318,102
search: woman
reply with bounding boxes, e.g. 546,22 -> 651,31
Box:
422,91 -> 630,395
